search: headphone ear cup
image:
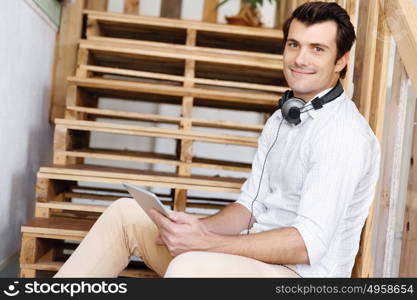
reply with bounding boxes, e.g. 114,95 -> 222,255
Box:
278,90 -> 292,109
281,97 -> 306,125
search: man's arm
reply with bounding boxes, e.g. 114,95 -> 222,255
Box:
151,208 -> 310,265
199,203 -> 255,235
209,226 -> 310,265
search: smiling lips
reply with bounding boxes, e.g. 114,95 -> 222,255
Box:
290,68 -> 315,75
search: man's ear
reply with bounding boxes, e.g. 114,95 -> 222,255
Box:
335,51 -> 350,73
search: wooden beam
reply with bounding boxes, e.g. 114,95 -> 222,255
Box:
160,0 -> 182,19
400,97 -> 417,277
203,0 -> 219,23
54,119 -> 259,147
174,29 -> 197,212
373,50 -> 414,277
352,1 -> 391,277
78,64 -> 286,93
49,0 -> 85,122
352,0 -> 378,120
383,0 -> 417,91
83,10 -> 284,39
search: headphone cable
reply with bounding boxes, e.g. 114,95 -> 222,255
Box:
246,117 -> 284,235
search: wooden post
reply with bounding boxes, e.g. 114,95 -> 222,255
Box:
173,29 -> 196,212
85,0 -> 108,11
124,0 -> 139,15
352,0 -> 378,120
400,97 -> 417,277
160,0 -> 182,19
49,0 -> 85,122
373,50 -> 414,277
351,0 -> 391,278
203,0 -> 219,23
49,0 -> 107,122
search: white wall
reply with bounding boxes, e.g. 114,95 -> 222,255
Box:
0,0 -> 55,265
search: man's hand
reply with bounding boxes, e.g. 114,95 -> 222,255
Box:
149,209 -> 217,257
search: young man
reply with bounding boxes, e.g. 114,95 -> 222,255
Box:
55,2 -> 380,278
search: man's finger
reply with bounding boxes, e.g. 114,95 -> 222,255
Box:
168,211 -> 196,224
150,209 -> 175,233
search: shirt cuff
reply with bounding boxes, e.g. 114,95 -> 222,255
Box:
292,218 -> 327,266
235,193 -> 265,221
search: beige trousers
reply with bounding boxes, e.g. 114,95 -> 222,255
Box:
54,198 -> 300,278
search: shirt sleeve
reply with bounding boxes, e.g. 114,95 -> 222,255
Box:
234,115 -> 278,221
291,125 -> 372,265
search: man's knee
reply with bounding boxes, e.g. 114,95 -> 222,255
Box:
111,197 -> 137,209
164,251 -> 209,277
106,197 -> 149,225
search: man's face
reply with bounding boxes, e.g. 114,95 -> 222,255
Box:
283,19 -> 348,101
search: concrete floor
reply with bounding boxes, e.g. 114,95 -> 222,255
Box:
0,252 -> 20,277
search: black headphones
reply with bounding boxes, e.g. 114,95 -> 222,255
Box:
277,80 -> 344,125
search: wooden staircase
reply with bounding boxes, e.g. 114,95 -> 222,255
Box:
20,9 -> 285,277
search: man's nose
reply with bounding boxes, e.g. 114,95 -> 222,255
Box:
294,48 -> 308,66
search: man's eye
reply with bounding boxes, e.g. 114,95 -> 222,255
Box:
314,47 -> 324,52
288,42 -> 297,48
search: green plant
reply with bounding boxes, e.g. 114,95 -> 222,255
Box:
217,0 -> 277,10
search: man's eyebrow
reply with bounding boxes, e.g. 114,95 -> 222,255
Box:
286,38 -> 330,49
311,43 -> 330,49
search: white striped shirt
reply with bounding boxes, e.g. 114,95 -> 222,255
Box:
236,88 -> 381,277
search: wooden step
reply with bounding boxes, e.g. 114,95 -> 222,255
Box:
67,105 -> 264,132
20,217 -> 158,278
35,201 -> 216,220
80,37 -> 283,70
55,118 -> 259,147
59,147 -> 252,173
84,9 -> 283,45
78,64 -> 287,93
66,76 -> 278,112
38,164 -> 245,194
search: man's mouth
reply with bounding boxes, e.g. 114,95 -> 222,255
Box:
290,68 -> 315,75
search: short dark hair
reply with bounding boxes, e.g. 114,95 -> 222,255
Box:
282,1 -> 356,79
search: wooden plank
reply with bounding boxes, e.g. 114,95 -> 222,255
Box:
60,148 -> 251,172
22,217 -> 94,238
67,106 -> 263,132
38,172 -> 242,194
124,0 -> 139,15
37,201 -> 107,214
160,0 -> 182,19
21,261 -> 159,278
84,9 -> 284,39
400,98 -> 417,277
39,164 -> 244,189
79,64 -> 286,93
81,37 -> 283,69
383,0 -> 417,90
352,0 -> 378,120
373,50 -> 413,277
352,1 -> 391,278
203,0 -> 218,23
54,119 -> 258,147
50,0 -> 85,121
67,77 -> 278,110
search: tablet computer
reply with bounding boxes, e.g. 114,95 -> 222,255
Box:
123,182 -> 170,221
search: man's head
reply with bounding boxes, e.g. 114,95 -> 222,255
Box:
282,2 -> 356,101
